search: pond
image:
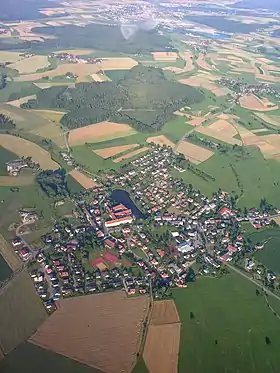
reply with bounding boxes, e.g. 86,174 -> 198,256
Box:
111,189 -> 145,219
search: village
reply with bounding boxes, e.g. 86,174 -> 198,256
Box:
6,145 -> 278,312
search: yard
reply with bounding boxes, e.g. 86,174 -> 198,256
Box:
173,273 -> 280,373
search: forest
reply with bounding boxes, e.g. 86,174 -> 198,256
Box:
22,65 -> 203,132
0,113 -> 15,129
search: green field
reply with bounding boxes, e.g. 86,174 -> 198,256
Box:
0,254 -> 12,281
0,146 -> 17,175
173,147 -> 280,209
247,228 -> 280,273
173,273 -> 280,373
161,115 -> 193,142
0,342 -> 104,373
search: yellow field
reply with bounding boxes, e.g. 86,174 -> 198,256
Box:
8,95 -> 37,108
163,51 -> 194,74
152,52 -> 178,61
177,140 -> 214,164
0,51 -> 23,63
0,176 -> 34,186
91,73 -> 110,82
94,144 -> 139,159
68,121 -> 136,146
146,135 -> 175,148
113,147 -> 149,163
56,49 -> 95,55
196,55 -> 215,71
69,170 -> 97,189
34,82 -> 75,89
9,55 -> 50,74
0,134 -> 59,170
29,121 -> 65,148
15,58 -> 138,82
208,119 -> 238,138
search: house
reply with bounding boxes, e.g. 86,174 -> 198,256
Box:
218,207 -> 235,217
19,248 -> 31,261
178,242 -> 194,254
12,237 -> 22,247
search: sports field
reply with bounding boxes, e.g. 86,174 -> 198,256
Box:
173,273 -> 280,373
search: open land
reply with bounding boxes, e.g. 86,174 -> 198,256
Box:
94,144 -> 139,159
177,140 -> 214,164
9,56 -> 50,74
146,135 -> 175,148
0,175 -> 34,186
152,52 -> 178,61
0,233 -> 21,272
0,270 -> 47,354
0,134 -> 60,170
143,300 -> 180,373
68,122 -> 136,146
179,76 -> 229,96
113,146 -> 149,163
29,291 -> 149,373
239,95 -> 278,112
173,273 -> 280,373
69,170 -> 97,189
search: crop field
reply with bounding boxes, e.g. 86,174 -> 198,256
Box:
246,228 -> 280,274
239,94 -> 278,112
69,170 -> 97,189
9,55 -> 50,74
8,95 -> 37,108
113,146 -> 149,163
177,140 -> 214,164
196,55 -> 215,71
0,233 -> 21,272
0,51 -> 23,63
143,300 -> 180,373
196,124 -> 242,146
0,175 -> 34,186
91,73 -> 110,82
0,254 -> 12,282
254,113 -> 280,127
179,75 -> 229,97
29,121 -> 65,148
0,270 -> 47,354
94,144 -> 139,159
146,135 -> 175,148
68,121 -> 136,146
152,52 -> 178,61
14,58 -> 138,83
0,134 -> 60,170
30,291 -> 149,373
173,273 -> 280,373
56,49 -> 95,55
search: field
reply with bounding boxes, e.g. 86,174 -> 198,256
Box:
247,228 -> 280,274
152,52 -> 178,61
0,175 -> 34,186
179,75 -> 229,97
0,51 -> 23,63
0,254 -> 12,282
94,144 -> 139,159
113,147 -> 149,163
0,134 -> 59,170
9,55 -> 50,74
0,270 -> 47,354
0,233 -> 21,271
177,140 -> 214,164
173,273 -> 280,373
30,291 -> 149,373
69,169 -> 97,189
143,300 -> 180,373
68,122 -> 136,146
146,135 -> 175,148
239,94 -> 278,112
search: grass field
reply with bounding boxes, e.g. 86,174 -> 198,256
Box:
0,342 -> 104,373
161,116 -> 193,142
0,254 -> 12,281
247,228 -> 280,273
0,147 -> 17,176
173,273 -> 280,373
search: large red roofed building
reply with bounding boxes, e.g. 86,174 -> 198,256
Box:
105,216 -> 133,228
218,207 -> 235,217
103,252 -> 118,263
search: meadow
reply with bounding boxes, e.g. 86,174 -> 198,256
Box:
0,254 -> 12,281
173,273 -> 280,373
0,146 -> 17,175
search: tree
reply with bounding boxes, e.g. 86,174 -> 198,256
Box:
256,289 -> 260,296
190,311 -> 195,320
265,336 -> 271,345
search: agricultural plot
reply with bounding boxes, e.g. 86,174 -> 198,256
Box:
0,270 -> 47,354
8,95 -> 37,108
179,75 -> 229,97
152,52 -> 178,61
254,113 -> 280,127
9,55 -> 50,74
0,254 -> 12,282
94,144 -> 139,159
68,121 -> 136,146
163,51 -> 194,74
196,55 -> 215,71
69,170 -> 97,189
177,140 -> 214,164
0,51 -> 23,63
239,94 -> 278,112
196,122 -> 242,146
146,135 -> 175,148
113,147 -> 149,163
0,233 -> 21,271
173,273 -> 280,373
143,300 -> 180,373
0,134 -> 59,170
30,291 -> 149,373
0,175 -> 34,186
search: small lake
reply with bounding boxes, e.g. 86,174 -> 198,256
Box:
0,254 -> 12,282
111,189 -> 145,219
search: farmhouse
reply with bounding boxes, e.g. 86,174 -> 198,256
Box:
6,159 -> 28,176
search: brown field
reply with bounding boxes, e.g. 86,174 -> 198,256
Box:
8,95 -> 37,108
179,76 -> 229,96
68,121 -> 136,146
56,49 -> 95,55
196,126 -> 242,146
15,58 -> 138,82
113,147 -> 149,163
69,170 -> 97,189
150,300 -> 180,325
239,94 -> 278,111
208,119 -> 238,138
0,134 -> 59,170
29,291 -> 149,373
11,22 -> 56,42
0,175 -> 34,187
0,51 -> 23,63
188,116 -> 207,126
143,300 -> 180,373
0,269 -> 47,354
152,52 -> 178,61
177,140 -> 214,164
10,55 -> 50,74
197,55 -> 215,71
146,135 -> 175,148
94,144 -> 139,159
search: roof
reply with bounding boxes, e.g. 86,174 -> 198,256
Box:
105,216 -> 133,226
219,207 -> 232,215
103,252 -> 118,263
91,257 -> 104,267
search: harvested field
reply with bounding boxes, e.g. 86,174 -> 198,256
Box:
197,55 -> 214,71
152,52 -> 178,61
0,51 -> 23,63
0,175 -> 34,186
196,126 -> 242,146
29,291 -> 149,373
143,300 -> 180,373
188,116 -> 208,126
31,109 -> 65,122
208,119 -> 238,138
10,55 -> 50,74
179,76 -> 229,96
8,95 -> 37,108
164,51 -> 194,74
239,94 -> 278,111
69,170 -> 97,189
91,73 -> 110,82
56,49 -> 95,55
29,122 -> 65,148
177,140 -> 214,164
0,134 -> 59,170
0,269 -> 47,354
113,146 -> 149,163
146,135 -> 175,148
0,233 -> 21,272
151,300 -> 180,325
15,58 -> 138,82
68,122 -> 136,146
94,144 -> 139,159
34,82 -> 75,89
